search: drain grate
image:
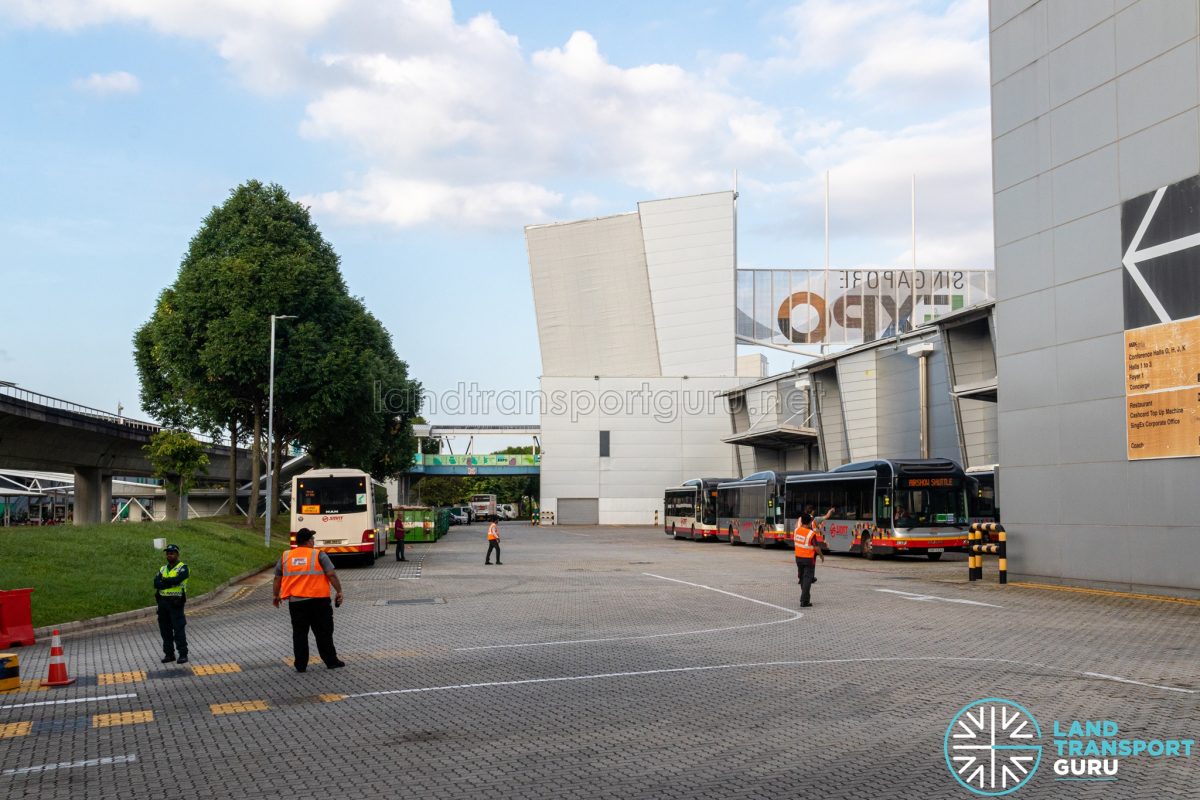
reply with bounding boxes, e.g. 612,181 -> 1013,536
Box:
374,598 -> 445,606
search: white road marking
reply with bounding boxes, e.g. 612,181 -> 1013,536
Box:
2,754 -> 137,777
1083,672 -> 1198,694
875,588 -> 1003,608
344,656 -> 1197,700
0,692 -> 138,711
455,572 -> 802,651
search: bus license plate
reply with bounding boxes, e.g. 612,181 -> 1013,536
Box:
928,548 -> 944,553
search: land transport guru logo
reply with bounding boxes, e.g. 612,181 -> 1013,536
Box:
944,698 -> 1042,796
944,697 -> 1194,795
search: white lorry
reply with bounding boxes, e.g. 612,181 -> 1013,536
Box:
469,494 -> 498,522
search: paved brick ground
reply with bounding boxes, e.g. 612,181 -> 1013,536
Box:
2,523 -> 1196,798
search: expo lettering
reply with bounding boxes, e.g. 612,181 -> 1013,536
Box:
775,270 -> 967,344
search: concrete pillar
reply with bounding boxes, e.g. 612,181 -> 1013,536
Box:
73,467 -> 101,525
100,474 -> 113,523
165,488 -> 188,522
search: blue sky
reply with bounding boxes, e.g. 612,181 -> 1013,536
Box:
1,0 -> 992,440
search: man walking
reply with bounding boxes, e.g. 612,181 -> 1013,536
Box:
485,519 -> 502,565
794,513 -> 824,608
273,528 -> 345,672
155,544 -> 189,664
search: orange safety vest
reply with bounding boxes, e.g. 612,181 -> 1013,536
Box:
793,525 -> 817,558
279,547 -> 330,600
487,523 -> 499,541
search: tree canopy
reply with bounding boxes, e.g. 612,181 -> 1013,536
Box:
135,180 -> 421,520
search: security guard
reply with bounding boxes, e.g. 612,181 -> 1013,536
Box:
793,514 -> 824,608
155,544 -> 189,664
485,520 -> 502,565
273,528 -> 345,672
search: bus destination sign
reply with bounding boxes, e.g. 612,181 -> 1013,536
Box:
899,477 -> 957,488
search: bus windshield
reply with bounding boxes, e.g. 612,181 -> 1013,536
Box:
296,477 -> 368,515
892,483 -> 967,527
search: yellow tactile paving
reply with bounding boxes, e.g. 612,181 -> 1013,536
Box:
319,694 -> 346,703
92,710 -> 154,728
190,662 -> 242,676
0,721 -> 33,739
98,671 -> 146,686
17,679 -> 48,692
210,700 -> 269,716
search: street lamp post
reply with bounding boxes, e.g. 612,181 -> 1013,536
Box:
266,314 -> 297,547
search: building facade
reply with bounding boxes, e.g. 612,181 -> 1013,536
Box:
526,191 -> 747,525
990,0 -> 1200,594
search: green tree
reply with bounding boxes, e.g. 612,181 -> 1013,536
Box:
416,476 -> 468,507
134,180 -> 422,523
144,430 -> 210,496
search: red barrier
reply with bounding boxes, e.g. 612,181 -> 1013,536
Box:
0,588 -> 36,647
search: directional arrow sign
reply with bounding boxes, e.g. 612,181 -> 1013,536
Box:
1122,185 -> 1200,323
1121,175 -> 1200,329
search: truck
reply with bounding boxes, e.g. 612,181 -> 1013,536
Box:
469,494 -> 498,522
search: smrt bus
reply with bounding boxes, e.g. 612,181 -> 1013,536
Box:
716,471 -> 790,546
784,458 -> 970,560
291,468 -> 391,565
663,478 -> 733,540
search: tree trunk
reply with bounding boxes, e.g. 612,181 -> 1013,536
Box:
227,417 -> 238,518
247,401 -> 262,525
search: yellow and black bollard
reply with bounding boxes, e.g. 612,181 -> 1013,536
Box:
967,523 -> 1007,583
0,652 -> 19,692
998,529 -> 1007,585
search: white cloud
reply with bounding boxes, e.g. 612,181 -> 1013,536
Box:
300,172 -> 563,231
72,70 -> 140,95
8,0 -> 994,256
771,0 -> 989,105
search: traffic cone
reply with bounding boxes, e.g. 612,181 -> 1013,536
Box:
41,630 -> 75,687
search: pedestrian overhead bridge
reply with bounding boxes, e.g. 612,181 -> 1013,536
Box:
413,424 -> 540,476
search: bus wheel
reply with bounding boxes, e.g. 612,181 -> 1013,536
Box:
729,526 -> 738,545
671,524 -> 682,540
690,525 -> 698,541
926,551 -> 943,561
861,533 -> 877,560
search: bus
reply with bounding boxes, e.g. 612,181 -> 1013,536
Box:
663,478 -> 732,540
290,468 -> 391,565
716,471 -> 790,546
966,465 -> 999,526
784,458 -> 969,560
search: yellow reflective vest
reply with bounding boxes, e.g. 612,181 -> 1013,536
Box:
157,563 -> 188,597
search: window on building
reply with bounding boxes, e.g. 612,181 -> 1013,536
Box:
599,430 -> 610,457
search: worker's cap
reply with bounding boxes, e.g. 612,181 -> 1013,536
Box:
164,544 -> 180,553
295,528 -> 315,544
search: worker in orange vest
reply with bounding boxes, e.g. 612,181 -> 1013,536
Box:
794,513 -> 825,608
272,528 -> 346,672
485,519 -> 502,565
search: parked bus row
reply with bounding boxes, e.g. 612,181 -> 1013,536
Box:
663,459 -> 999,561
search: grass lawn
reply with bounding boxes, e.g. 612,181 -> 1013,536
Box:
0,515 -> 290,628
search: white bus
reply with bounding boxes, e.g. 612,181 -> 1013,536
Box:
290,468 -> 390,565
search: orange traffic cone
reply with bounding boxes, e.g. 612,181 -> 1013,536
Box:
41,630 -> 75,687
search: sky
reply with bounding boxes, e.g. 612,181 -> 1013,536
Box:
0,0 -> 993,447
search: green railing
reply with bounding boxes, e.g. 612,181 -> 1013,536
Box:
414,454 -> 540,468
